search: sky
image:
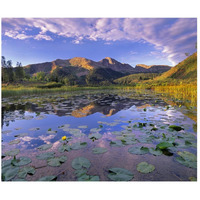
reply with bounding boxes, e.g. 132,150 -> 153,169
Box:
1,18 -> 197,67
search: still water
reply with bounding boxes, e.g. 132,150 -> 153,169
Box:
1,89 -> 197,181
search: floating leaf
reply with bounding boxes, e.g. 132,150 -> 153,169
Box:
14,133 -> 28,138
107,168 -> 134,181
175,151 -> 197,169
156,142 -> 173,150
47,155 -> 67,167
18,166 -> 35,178
15,127 -> 22,130
71,157 -> 91,170
9,139 -> 20,145
88,133 -> 102,141
111,131 -> 122,136
110,140 -> 124,147
58,144 -> 71,153
169,125 -> 184,131
77,174 -> 100,181
38,176 -> 57,181
12,157 -> 32,166
2,130 -> 12,134
92,147 -> 107,154
47,130 -> 57,134
74,169 -> 88,177
37,143 -> 52,151
128,146 -> 149,155
36,152 -> 55,160
2,166 -> 19,181
78,125 -> 88,129
29,127 -> 40,131
149,148 -> 163,156
5,149 -> 20,157
137,162 -> 155,173
90,128 -> 101,133
71,142 -> 87,150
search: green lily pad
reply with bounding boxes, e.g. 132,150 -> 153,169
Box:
9,139 -> 21,145
36,152 -> 55,160
107,168 -> 134,181
18,166 -> 35,178
128,146 -> 149,155
74,169 -> 88,177
14,133 -> 28,138
2,165 -> 19,181
47,130 -> 57,134
58,144 -> 71,153
156,142 -> 173,150
29,127 -> 40,131
88,133 -> 102,140
5,149 -> 20,156
137,162 -> 155,173
77,174 -> 100,181
2,130 -> 12,134
71,157 -> 91,170
38,176 -> 57,181
71,142 -> 87,150
110,140 -> 124,147
90,128 -> 101,133
47,155 -> 67,167
169,125 -> 184,131
12,157 -> 32,166
92,147 -> 107,154
175,151 -> 197,169
111,131 -> 122,136
37,143 -> 53,151
149,148 -> 163,156
78,125 -> 88,129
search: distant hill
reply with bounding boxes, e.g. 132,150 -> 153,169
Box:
23,57 -> 172,85
155,52 -> 197,81
135,64 -> 172,73
114,73 -> 160,85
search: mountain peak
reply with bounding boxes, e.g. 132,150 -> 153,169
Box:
104,57 -> 116,64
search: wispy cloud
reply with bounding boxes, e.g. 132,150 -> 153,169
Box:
2,18 -> 197,65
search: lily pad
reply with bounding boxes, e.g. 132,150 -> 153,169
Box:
38,176 -> 57,181
77,174 -> 100,181
128,146 -> 149,155
71,142 -> 87,150
74,169 -> 88,177
111,131 -> 122,136
156,142 -> 173,150
18,166 -> 35,178
149,148 -> 163,156
14,133 -> 28,138
107,168 -> 134,181
36,152 -> 55,160
137,162 -> 155,173
169,125 -> 184,131
2,130 -> 12,134
88,133 -> 102,141
78,125 -> 88,129
29,127 -> 40,131
47,155 -> 67,167
90,128 -> 101,133
92,147 -> 107,154
47,130 -> 57,134
12,157 -> 32,166
2,165 -> 19,181
37,143 -> 53,151
5,149 -> 20,157
71,157 -> 91,170
58,144 -> 71,152
9,139 -> 21,145
175,151 -> 197,169
110,140 -> 124,147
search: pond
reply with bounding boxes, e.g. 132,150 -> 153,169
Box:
1,89 -> 197,181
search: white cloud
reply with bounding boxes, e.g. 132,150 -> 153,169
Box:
2,18 -> 197,65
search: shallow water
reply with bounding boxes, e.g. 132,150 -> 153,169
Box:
1,89 -> 197,181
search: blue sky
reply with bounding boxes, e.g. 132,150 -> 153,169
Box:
1,18 -> 197,67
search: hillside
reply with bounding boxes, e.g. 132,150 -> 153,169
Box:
155,52 -> 197,81
114,73 -> 160,85
135,64 -> 172,73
